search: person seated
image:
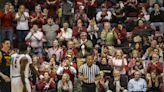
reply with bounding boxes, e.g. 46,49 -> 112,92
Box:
36,72 -> 56,92
87,18 -> 100,46
57,73 -> 73,92
149,0 -> 163,7
96,3 -> 112,23
111,2 -> 126,24
96,56 -> 113,76
146,71 -> 161,92
75,31 -> 93,61
132,19 -> 153,34
150,3 -> 164,32
95,71 -> 109,92
48,57 -> 59,81
101,45 -> 115,58
138,6 -> 150,21
124,0 -> 139,18
45,39 -> 63,63
147,53 -> 163,75
72,19 -> 87,39
100,22 -> 121,46
110,49 -> 128,77
57,21 -> 72,43
107,70 -> 128,92
63,40 -> 78,58
128,71 -> 147,92
128,50 -> 145,78
113,22 -> 127,45
74,5 -> 88,27
142,40 -> 163,62
57,58 -> 77,83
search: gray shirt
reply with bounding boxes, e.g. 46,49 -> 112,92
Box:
57,80 -> 73,92
62,1 -> 73,15
42,24 -> 59,46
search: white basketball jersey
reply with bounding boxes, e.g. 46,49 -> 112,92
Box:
11,53 -> 21,77
10,54 -> 32,78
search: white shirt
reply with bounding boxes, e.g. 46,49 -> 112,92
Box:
10,54 -> 32,78
80,39 -> 87,55
59,28 -> 72,41
25,30 -> 44,48
15,12 -> 29,30
96,11 -> 112,22
56,66 -> 77,75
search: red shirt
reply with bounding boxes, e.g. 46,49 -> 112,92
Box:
72,26 -> 87,38
63,68 -> 75,83
147,61 -> 163,74
114,27 -> 127,41
36,79 -> 55,91
30,12 -> 45,28
132,25 -> 151,33
63,48 -> 78,57
0,11 -> 14,28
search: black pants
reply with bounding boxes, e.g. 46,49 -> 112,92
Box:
87,6 -> 96,19
0,81 -> 11,92
82,83 -> 96,92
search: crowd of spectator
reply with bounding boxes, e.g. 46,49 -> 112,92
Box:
0,0 -> 164,92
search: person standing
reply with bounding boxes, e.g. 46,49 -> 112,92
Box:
42,18 -> 59,47
0,3 -> 15,42
25,23 -> 44,56
15,5 -> 29,49
11,54 -> 39,92
78,55 -> 100,92
0,39 -> 11,92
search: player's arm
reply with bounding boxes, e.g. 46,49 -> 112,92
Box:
20,58 -> 28,92
30,64 -> 39,77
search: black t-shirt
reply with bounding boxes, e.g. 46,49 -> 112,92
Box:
0,50 -> 11,81
150,10 -> 164,22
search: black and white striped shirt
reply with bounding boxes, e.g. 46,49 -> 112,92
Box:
79,63 -> 100,83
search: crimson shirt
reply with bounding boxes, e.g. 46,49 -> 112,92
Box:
0,11 -> 15,28
147,61 -> 163,74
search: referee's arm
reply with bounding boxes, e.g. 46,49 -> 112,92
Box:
78,73 -> 88,81
78,65 -> 88,81
95,66 -> 100,81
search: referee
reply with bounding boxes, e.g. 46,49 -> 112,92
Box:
79,55 -> 100,92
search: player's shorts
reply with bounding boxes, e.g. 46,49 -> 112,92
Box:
11,77 -> 31,92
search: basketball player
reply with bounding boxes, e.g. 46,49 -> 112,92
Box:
11,54 -> 39,92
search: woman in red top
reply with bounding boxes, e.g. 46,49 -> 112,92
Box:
132,19 -> 152,33
30,5 -> 45,28
0,3 -> 15,42
147,53 -> 163,75
72,19 -> 87,39
114,22 -> 127,45
36,72 -> 56,92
